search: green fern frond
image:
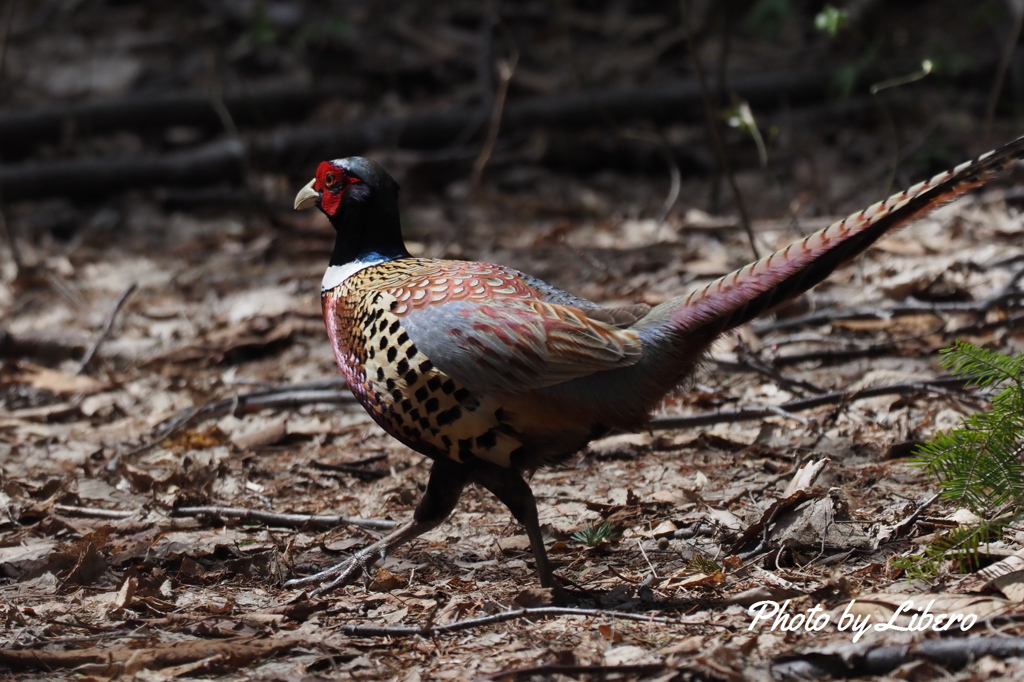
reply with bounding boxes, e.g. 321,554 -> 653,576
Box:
913,342 -> 1024,509
896,516 -> 1010,579
939,341 -> 1024,390
904,341 -> 1024,578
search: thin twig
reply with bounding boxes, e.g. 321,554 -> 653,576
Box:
889,494 -> 939,540
730,341 -> 900,369
0,0 -> 19,275
654,130 -> 682,223
75,283 -> 137,375
601,129 -> 685,224
870,60 -> 934,194
733,341 -> 828,395
681,0 -> 759,258
726,327 -> 993,375
470,23 -> 518,195
108,404 -> 203,471
0,205 -> 20,275
52,504 -> 137,520
173,506 -> 398,532
765,404 -> 809,425
636,538 -> 658,579
984,3 -> 1024,143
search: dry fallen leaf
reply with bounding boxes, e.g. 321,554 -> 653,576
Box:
978,549 -> 1024,602
13,363 -> 108,396
369,568 -> 409,592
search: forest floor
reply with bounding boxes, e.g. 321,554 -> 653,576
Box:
4,1 -> 1024,680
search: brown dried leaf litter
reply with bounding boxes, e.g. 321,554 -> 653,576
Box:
4,191 -> 1024,679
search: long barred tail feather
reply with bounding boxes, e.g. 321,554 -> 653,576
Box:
648,135 -> 1024,340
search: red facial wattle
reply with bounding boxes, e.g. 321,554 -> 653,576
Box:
313,161 -> 359,216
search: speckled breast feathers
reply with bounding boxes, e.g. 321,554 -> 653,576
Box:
321,259 -> 642,468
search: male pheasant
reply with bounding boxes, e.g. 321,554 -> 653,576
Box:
290,138 -> 1024,596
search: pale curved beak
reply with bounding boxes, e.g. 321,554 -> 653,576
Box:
294,179 -> 318,210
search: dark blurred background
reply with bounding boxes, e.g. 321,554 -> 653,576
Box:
2,0 -> 1024,319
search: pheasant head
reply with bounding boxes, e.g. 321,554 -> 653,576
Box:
294,157 -> 409,271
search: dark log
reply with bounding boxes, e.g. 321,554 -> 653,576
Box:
774,636 -> 1024,678
0,61 -> 994,203
0,139 -> 247,202
254,66 -> 840,170
0,81 -> 352,161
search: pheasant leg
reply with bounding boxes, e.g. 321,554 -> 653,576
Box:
473,463 -> 556,590
285,458 -> 468,596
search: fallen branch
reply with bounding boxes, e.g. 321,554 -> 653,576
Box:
648,378 -> 968,431
484,663 -> 670,680
334,605 -> 685,638
773,636 -> 1024,678
311,456 -> 390,480
0,636 -> 297,672
752,292 -> 1024,334
0,80 -> 342,161
136,604 -> 705,639
172,505 -> 398,532
731,342 -> 829,395
255,67 -> 845,173
112,379 -> 356,465
160,379 -> 357,428
0,329 -> 84,363
52,504 -> 137,520
0,138 -> 249,202
948,309 -> 1024,336
747,341 -> 902,368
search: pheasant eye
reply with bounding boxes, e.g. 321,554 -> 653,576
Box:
324,172 -> 337,187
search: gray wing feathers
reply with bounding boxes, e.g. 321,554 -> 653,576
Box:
400,299 -> 643,394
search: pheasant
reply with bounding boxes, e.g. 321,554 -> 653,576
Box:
290,137 -> 1024,596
